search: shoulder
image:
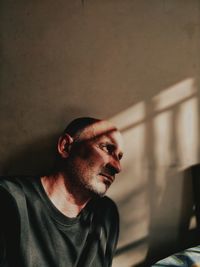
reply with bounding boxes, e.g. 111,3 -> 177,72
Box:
0,175 -> 37,193
0,178 -> 22,224
0,176 -> 23,204
0,177 -> 35,225
0,176 -> 24,196
0,176 -> 33,206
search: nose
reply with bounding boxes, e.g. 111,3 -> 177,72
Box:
108,156 -> 122,174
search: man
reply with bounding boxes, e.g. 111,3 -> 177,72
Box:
0,117 -> 124,267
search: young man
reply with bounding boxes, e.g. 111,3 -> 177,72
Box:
0,117 -> 124,267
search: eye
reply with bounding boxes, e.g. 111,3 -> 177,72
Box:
99,143 -> 123,160
99,143 -> 114,155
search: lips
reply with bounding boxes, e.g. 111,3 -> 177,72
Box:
99,173 -> 114,183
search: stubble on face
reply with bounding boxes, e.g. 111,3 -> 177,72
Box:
65,142 -> 108,197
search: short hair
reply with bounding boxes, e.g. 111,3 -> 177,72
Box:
63,117 -> 101,140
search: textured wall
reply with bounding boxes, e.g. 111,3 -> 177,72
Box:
1,1 -> 200,266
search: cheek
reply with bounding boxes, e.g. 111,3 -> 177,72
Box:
72,144 -> 107,168
77,145 -> 94,159
84,151 -> 107,170
90,152 -> 108,169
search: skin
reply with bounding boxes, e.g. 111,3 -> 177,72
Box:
41,120 -> 124,218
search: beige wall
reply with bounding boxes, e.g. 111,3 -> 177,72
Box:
1,1 -> 200,266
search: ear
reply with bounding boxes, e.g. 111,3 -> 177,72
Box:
57,134 -> 74,158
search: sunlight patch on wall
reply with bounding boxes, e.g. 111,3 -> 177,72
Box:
177,97 -> 199,169
111,101 -> 146,130
153,112 -> 173,203
153,78 -> 196,111
153,78 -> 198,170
153,112 -> 172,167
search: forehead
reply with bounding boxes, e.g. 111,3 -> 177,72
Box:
97,130 -> 123,149
79,121 -> 124,151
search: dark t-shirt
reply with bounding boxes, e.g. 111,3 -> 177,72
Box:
0,176 -> 119,267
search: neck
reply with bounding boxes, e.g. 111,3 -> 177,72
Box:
41,173 -> 91,218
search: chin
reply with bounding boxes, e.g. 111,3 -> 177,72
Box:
86,183 -> 108,197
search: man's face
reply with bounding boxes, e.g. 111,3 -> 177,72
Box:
66,122 -> 124,197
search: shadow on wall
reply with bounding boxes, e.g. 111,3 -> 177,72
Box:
1,133 -> 59,176
0,104 -> 99,176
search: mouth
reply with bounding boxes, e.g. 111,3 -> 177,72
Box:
99,173 -> 114,184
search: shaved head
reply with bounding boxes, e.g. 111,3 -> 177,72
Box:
63,117 -> 118,142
